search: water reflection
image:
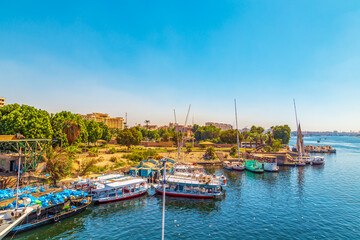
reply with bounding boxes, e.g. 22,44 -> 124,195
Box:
154,195 -> 221,214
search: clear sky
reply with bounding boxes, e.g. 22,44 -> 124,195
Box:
1,1 -> 360,131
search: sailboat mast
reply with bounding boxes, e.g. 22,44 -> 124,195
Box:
293,99 -> 303,161
161,159 -> 166,240
15,147 -> 21,210
179,104 -> 191,162
234,99 -> 241,163
174,109 -> 180,163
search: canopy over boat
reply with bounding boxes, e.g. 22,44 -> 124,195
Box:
92,178 -> 147,192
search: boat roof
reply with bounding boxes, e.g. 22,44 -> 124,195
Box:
163,175 -> 221,187
92,178 -> 146,191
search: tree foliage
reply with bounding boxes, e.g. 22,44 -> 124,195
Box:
116,127 -> 142,149
0,104 -> 53,138
272,125 -> 291,144
194,125 -> 220,142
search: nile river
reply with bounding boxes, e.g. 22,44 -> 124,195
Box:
9,136 -> 360,239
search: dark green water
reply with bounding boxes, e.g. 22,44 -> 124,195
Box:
8,136 -> 360,239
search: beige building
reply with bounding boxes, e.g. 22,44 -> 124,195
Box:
81,113 -> 124,129
0,97 -> 5,108
205,122 -> 233,131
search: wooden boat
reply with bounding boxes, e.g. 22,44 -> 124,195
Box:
0,207 -> 33,239
223,161 -> 233,170
9,197 -> 90,234
91,177 -> 149,204
312,156 -> 325,165
293,100 -> 307,167
245,160 -> 264,173
155,175 -> 224,199
232,164 -> 245,172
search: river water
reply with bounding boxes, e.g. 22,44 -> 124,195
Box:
9,136 -> 360,239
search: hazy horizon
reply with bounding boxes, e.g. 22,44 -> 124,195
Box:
1,1 -> 360,132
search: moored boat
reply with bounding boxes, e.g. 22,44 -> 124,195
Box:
9,196 -> 90,234
91,177 -> 149,204
263,156 -> 279,172
0,207 -> 33,239
245,160 -> 264,173
312,156 -> 325,165
155,175 -> 224,198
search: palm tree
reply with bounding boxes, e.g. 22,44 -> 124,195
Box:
144,120 -> 150,129
44,147 -> 71,186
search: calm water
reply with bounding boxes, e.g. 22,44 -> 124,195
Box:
9,136 -> 360,239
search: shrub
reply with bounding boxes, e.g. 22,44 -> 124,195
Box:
109,156 -> 117,162
88,148 -> 99,157
109,148 -> 116,154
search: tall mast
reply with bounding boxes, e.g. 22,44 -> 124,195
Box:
234,99 -> 241,163
293,99 -> 302,161
15,146 -> 21,210
161,159 -> 167,240
174,109 -> 180,163
178,104 -> 191,163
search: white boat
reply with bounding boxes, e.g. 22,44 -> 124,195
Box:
312,156 -> 325,165
155,175 -> 224,199
91,177 -> 149,204
0,207 -> 33,239
263,156 -> 279,172
71,173 -> 125,193
223,99 -> 245,172
294,100 -> 306,167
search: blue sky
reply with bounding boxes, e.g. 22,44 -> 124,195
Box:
1,1 -> 360,131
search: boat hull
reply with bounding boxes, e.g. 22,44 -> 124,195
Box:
10,204 -> 88,234
155,188 -> 216,199
232,166 -> 245,172
312,162 -> 324,165
95,190 -> 147,204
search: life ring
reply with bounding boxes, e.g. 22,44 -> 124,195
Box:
54,215 -> 59,222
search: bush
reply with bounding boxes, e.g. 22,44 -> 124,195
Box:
109,156 -> 117,162
109,148 -> 116,154
186,144 -> 193,153
88,148 -> 99,157
123,149 -> 158,163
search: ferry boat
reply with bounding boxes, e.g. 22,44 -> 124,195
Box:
312,156 -> 325,165
172,163 -> 226,186
91,177 -> 149,204
245,160 -> 264,173
9,196 -> 90,234
155,175 -> 224,199
263,156 -> 279,172
71,173 -> 125,193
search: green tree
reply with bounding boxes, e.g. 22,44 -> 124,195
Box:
86,120 -> 103,143
219,129 -> 237,144
116,127 -> 142,149
98,122 -> 113,142
272,139 -> 283,152
205,147 -> 216,159
44,147 -> 72,185
51,111 -> 88,147
272,125 -> 291,144
0,104 -> 53,138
